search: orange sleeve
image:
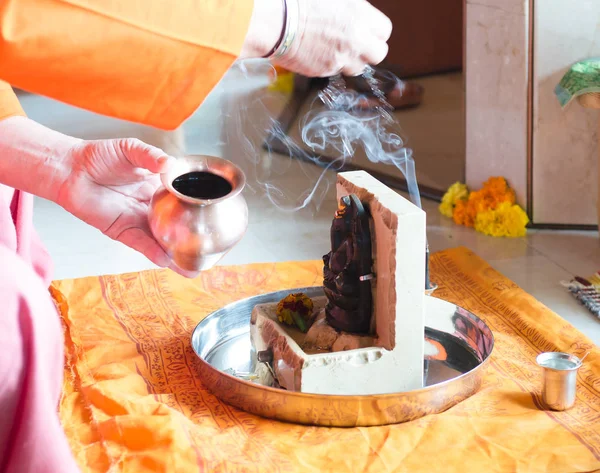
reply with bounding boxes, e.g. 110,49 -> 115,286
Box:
0,80 -> 25,121
0,0 -> 254,130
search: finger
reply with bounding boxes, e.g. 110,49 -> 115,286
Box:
318,67 -> 344,79
118,138 -> 177,173
116,227 -> 172,268
111,218 -> 199,278
342,61 -> 368,77
361,40 -> 389,66
363,3 -> 393,41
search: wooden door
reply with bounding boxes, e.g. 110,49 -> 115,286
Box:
370,0 -> 463,78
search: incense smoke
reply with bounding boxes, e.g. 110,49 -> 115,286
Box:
218,60 -> 422,214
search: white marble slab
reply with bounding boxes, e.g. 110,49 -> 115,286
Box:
532,0 -> 600,225
465,0 -> 530,207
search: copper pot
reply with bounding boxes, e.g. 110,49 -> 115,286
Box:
148,155 -> 248,273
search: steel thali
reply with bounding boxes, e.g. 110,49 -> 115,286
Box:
191,286 -> 494,427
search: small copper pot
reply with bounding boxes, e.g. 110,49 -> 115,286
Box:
148,155 -> 248,273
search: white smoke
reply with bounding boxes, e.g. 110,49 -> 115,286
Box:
219,60 -> 422,213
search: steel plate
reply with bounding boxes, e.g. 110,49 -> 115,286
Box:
191,287 -> 494,427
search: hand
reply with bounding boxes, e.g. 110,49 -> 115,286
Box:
240,0 -> 392,77
57,139 -> 198,278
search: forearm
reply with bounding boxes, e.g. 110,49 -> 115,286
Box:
0,117 -> 78,202
0,0 -> 254,130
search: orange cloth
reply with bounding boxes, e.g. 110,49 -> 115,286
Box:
52,247 -> 600,473
0,0 -> 254,130
0,81 -> 25,120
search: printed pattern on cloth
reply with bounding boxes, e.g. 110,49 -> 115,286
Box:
53,249 -> 600,473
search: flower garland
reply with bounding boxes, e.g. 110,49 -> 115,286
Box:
439,177 -> 530,237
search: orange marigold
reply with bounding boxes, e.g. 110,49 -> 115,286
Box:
450,177 -> 518,229
481,177 -> 515,205
482,176 -> 510,194
447,176 -> 527,236
466,177 -> 515,216
452,199 -> 475,227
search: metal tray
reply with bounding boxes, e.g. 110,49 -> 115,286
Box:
191,286 -> 494,427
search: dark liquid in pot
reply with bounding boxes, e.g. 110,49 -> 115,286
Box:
172,171 -> 233,199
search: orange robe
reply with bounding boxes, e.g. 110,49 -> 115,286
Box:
0,0 -> 254,129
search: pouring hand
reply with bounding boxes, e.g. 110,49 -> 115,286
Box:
240,0 -> 392,77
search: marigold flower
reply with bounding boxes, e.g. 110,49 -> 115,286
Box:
452,199 -> 475,227
474,201 -> 530,237
439,182 -> 469,218
276,293 -> 314,332
444,177 -> 527,236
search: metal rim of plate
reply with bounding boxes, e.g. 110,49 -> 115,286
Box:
191,286 -> 494,427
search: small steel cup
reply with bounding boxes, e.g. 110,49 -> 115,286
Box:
536,352 -> 583,411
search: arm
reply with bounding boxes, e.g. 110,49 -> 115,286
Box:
0,0 -> 256,130
0,116 -> 79,203
0,114 -> 187,273
0,83 -> 69,200
0,0 -> 393,130
0,82 -> 174,271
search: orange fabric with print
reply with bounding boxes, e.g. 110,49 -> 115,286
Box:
0,0 -> 254,130
52,247 -> 600,473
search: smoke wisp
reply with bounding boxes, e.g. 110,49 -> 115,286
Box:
219,61 -> 422,214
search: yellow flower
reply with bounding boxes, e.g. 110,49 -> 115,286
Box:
474,202 -> 529,237
439,182 -> 469,218
450,177 -> 516,227
276,293 -> 314,332
439,200 -> 454,218
443,177 -> 526,237
268,72 -> 295,95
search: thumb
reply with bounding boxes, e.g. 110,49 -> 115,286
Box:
117,138 -> 176,173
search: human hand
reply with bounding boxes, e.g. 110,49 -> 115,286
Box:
240,0 -> 392,77
57,139 -> 198,278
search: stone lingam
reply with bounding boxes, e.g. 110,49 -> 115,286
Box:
250,170 -> 427,395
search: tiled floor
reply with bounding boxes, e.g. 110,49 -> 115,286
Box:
19,69 -> 600,346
